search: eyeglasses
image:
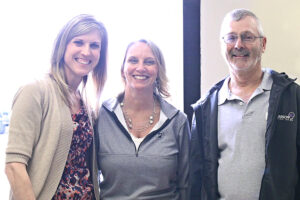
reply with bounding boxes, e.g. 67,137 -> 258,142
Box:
222,33 -> 264,44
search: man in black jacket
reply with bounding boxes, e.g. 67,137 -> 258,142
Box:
189,8 -> 300,200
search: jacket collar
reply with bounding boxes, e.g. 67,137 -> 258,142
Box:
269,69 -> 296,88
192,68 -> 296,110
218,68 -> 273,105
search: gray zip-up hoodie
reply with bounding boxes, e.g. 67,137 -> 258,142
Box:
95,96 -> 190,200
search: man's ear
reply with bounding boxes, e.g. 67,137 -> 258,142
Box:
262,37 -> 267,53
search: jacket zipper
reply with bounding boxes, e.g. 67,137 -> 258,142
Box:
133,118 -> 173,157
258,81 -> 294,199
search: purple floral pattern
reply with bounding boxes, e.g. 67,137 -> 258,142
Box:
52,100 -> 95,200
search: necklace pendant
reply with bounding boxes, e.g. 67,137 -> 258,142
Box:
121,97 -> 156,132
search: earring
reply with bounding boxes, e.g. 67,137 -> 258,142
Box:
155,79 -> 160,91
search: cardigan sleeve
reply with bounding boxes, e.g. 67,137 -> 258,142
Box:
177,117 -> 191,200
6,81 -> 44,165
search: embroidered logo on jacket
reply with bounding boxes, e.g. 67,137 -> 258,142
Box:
277,112 -> 295,122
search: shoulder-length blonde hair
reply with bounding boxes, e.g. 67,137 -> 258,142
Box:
50,14 -> 108,115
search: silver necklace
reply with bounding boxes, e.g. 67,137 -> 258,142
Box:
120,98 -> 156,133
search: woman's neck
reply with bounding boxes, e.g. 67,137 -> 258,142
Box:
123,89 -> 155,111
121,88 -> 159,138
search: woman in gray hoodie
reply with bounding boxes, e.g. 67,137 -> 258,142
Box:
96,39 -> 190,200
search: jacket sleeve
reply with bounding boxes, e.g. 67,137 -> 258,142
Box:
188,110 -> 203,200
296,85 -> 300,200
177,118 -> 191,200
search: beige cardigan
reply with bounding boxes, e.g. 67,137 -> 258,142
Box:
6,75 -> 100,200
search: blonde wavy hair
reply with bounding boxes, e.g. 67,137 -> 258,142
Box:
50,14 -> 108,117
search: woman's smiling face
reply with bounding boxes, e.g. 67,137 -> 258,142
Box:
63,30 -> 101,84
122,42 -> 158,93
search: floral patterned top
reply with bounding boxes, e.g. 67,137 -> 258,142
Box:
52,99 -> 95,200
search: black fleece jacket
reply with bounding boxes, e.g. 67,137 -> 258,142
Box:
189,69 -> 300,200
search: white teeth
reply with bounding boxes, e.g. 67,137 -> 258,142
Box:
134,75 -> 147,80
76,58 -> 90,64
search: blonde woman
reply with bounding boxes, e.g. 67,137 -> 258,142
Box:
5,14 -> 107,200
96,39 -> 190,200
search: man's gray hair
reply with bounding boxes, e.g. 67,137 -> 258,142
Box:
221,8 -> 265,37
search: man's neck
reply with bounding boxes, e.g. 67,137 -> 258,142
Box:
229,68 -> 263,102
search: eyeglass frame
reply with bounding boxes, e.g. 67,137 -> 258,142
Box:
222,33 -> 264,44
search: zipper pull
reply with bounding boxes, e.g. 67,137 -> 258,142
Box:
158,132 -> 162,138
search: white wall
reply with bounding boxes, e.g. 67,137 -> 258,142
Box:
0,0 -> 183,110
201,0 -> 300,96
0,0 -> 183,198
